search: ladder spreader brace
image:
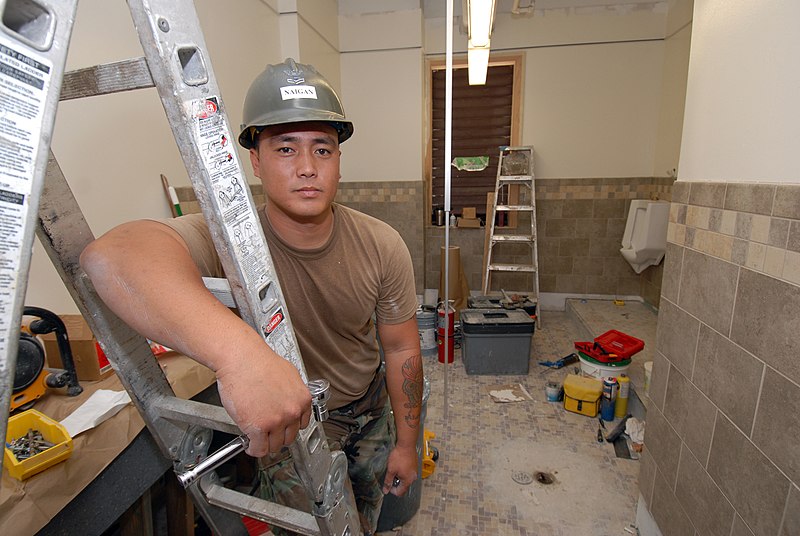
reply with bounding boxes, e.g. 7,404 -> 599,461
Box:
0,1 -> 362,534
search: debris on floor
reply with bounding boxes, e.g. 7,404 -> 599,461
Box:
485,383 -> 533,403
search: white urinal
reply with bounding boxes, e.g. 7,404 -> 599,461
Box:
620,200 -> 670,274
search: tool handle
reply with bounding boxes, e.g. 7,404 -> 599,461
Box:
176,435 -> 248,488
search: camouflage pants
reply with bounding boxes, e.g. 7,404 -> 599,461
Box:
258,370 -> 395,536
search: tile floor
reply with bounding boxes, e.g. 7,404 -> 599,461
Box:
379,300 -> 659,536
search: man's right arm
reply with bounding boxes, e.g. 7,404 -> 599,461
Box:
80,219 -> 311,456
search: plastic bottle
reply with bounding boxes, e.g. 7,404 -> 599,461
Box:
449,214 -> 456,227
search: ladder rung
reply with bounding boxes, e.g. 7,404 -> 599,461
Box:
492,235 -> 535,242
496,204 -> 534,211
499,175 -> 533,182
488,263 -> 537,273
60,58 -> 154,101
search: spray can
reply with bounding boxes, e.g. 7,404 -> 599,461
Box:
615,375 -> 630,418
601,377 -> 618,421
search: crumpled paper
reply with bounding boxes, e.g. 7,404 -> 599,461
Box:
59,389 -> 131,438
625,417 -> 645,444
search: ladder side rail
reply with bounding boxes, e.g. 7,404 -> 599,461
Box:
127,1 -> 360,534
0,0 -> 79,478
37,153 -> 187,450
482,150 -> 503,293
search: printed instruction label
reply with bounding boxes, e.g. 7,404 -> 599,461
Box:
0,34 -> 52,357
190,96 -> 301,368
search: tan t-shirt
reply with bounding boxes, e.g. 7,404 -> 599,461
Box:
162,203 -> 418,409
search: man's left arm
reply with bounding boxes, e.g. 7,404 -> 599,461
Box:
378,317 -> 424,497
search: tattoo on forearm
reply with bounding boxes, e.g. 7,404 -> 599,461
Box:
402,355 -> 423,429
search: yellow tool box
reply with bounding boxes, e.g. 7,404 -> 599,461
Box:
563,374 -> 603,418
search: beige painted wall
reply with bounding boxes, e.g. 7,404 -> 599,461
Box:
338,8 -> 425,183
679,0 -> 800,182
24,0 -> 281,313
424,4 -> 672,178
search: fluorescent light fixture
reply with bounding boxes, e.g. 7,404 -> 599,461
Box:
468,45 -> 490,85
467,0 -> 495,47
467,0 -> 495,85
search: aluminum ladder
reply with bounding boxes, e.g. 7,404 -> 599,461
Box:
0,1 -> 361,534
482,146 -> 541,323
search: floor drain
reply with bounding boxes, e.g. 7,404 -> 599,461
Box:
534,471 -> 555,485
511,471 -> 533,485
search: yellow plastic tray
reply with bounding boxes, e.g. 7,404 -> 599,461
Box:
4,409 -> 73,481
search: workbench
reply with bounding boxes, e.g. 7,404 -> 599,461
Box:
0,353 -> 217,535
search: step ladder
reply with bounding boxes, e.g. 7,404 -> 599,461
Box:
0,1 -> 361,535
482,146 -> 541,323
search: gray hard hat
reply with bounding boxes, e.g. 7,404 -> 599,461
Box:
238,58 -> 354,149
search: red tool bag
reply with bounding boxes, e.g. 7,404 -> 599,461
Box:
574,329 -> 644,363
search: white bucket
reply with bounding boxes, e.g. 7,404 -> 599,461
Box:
417,310 -> 437,358
578,353 -> 631,379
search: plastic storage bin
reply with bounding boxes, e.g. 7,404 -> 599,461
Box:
4,409 -> 73,481
467,295 -> 537,317
461,309 -> 535,375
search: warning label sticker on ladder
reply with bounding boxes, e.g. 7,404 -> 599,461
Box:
0,35 -> 53,353
189,96 -> 299,361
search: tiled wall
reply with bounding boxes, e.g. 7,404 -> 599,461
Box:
427,177 -> 673,306
639,180 -> 800,536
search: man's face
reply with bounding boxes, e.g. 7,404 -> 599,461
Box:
249,121 -> 341,223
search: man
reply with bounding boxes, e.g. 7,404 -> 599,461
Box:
80,58 -> 423,535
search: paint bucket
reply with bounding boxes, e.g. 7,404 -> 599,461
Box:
416,310 -> 437,359
614,375 -> 630,418
545,381 -> 562,402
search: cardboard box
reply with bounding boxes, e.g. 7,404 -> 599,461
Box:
462,207 -> 477,219
563,375 -> 602,417
457,217 -> 481,228
42,314 -> 114,381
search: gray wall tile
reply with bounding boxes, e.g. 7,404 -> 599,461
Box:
672,181 -> 690,204
661,242 -> 683,303
662,365 -> 717,463
731,269 -> 800,382
788,221 -> 800,254
639,446 -> 658,507
645,405 -> 683,484
768,218 -> 790,248
562,199 -> 594,218
656,299 -> 699,378
652,466 -> 697,536
675,445 -> 735,536
649,350 -> 670,410
689,182 -> 727,208
774,185 -> 800,219
724,183 -> 776,216
545,218 -> 577,238
731,515 -> 756,536
678,249 -> 739,335
694,325 -> 763,433
707,414 -> 790,536
594,198 -> 628,218
575,217 -> 608,238
752,369 -> 800,484
782,485 -> 800,536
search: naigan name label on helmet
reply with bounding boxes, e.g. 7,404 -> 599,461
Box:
280,85 -> 317,100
